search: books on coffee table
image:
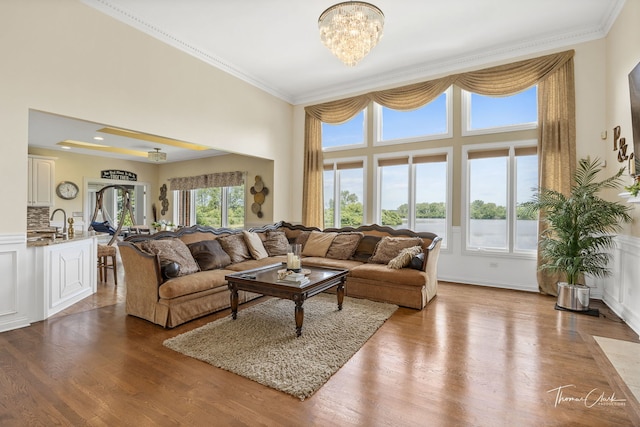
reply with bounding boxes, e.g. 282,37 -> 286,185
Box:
280,272 -> 310,285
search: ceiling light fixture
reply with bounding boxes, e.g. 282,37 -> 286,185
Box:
148,148 -> 167,162
318,2 -> 384,67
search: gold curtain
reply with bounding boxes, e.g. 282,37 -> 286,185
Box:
302,112 -> 324,227
536,58 -> 576,296
303,51 -> 576,293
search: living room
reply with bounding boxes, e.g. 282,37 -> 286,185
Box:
2,0 -> 640,424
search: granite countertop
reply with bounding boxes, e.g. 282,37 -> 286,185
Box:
26,230 -> 100,247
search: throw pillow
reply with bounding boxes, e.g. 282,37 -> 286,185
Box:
408,252 -> 425,270
140,238 -> 200,276
301,231 -> 338,257
243,231 -> 269,260
263,230 -> 290,256
352,235 -> 381,262
326,232 -> 364,260
188,239 -> 232,271
161,261 -> 181,279
387,245 -> 423,269
294,231 -> 311,248
218,233 -> 252,264
369,236 -> 424,265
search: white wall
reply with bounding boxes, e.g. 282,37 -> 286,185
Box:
0,0 -> 293,332
1,0 -> 294,233
602,0 -> 640,336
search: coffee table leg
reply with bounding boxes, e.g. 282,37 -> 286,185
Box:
337,279 -> 345,311
230,287 -> 239,320
295,300 -> 304,337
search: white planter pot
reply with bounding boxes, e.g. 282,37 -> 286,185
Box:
557,282 -> 590,311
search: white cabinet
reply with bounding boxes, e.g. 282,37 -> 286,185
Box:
28,155 -> 55,206
30,237 -> 97,320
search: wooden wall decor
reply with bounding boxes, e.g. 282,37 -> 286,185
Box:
159,184 -> 169,215
613,125 -> 635,174
250,176 -> 268,218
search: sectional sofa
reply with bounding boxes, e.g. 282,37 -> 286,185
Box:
118,221 -> 442,328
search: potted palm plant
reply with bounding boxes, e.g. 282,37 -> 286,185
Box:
525,157 -> 631,311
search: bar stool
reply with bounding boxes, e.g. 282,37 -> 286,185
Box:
97,244 -> 118,285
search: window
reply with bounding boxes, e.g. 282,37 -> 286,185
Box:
375,87 -> 451,144
463,142 -> 538,254
323,159 -> 365,228
375,149 -> 451,246
462,86 -> 538,135
321,109 -> 367,151
174,184 -> 245,228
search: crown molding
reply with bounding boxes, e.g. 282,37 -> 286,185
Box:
293,25 -> 609,105
83,0 -> 626,107
82,0 -> 296,104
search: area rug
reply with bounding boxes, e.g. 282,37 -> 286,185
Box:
163,294 -> 398,400
594,336 -> 640,402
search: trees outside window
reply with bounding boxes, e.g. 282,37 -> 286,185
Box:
376,150 -> 451,246
177,185 -> 245,229
324,159 -> 365,228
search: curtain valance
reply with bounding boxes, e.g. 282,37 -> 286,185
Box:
305,50 -> 575,124
168,171 -> 244,191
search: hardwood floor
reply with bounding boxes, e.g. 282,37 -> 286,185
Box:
1,268 -> 639,426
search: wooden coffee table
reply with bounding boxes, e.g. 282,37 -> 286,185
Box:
225,264 -> 348,337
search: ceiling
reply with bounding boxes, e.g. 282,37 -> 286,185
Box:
28,110 -> 228,163
29,0 -> 625,162
83,0 -> 624,105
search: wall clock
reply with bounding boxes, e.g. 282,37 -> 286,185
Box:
56,181 -> 79,200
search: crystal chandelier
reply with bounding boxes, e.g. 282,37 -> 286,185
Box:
148,148 -> 167,162
318,2 -> 384,67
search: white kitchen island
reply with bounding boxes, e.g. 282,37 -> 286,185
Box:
27,232 -> 98,320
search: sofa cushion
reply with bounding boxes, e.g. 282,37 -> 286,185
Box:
188,239 -> 232,271
225,256 -> 286,272
369,236 -> 424,265
302,231 -> 337,257
387,245 -> 423,269
140,238 -> 200,276
262,230 -> 290,256
243,231 -> 269,260
218,233 -> 252,264
326,232 -> 364,260
159,269 -> 234,299
299,257 -> 363,270
349,263 -> 427,287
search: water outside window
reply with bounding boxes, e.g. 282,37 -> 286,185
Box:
468,156 -> 508,249
380,164 -> 408,229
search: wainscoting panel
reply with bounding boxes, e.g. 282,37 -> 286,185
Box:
438,228 -> 640,337
0,234 -> 31,332
606,235 -> 640,337
438,227 -> 539,293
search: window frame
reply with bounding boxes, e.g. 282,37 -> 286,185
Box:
321,108 -> 368,153
373,147 -> 452,249
461,88 -> 538,137
461,140 -> 538,258
323,156 -> 367,229
373,86 -> 453,147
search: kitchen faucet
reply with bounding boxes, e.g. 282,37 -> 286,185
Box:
50,208 -> 67,236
